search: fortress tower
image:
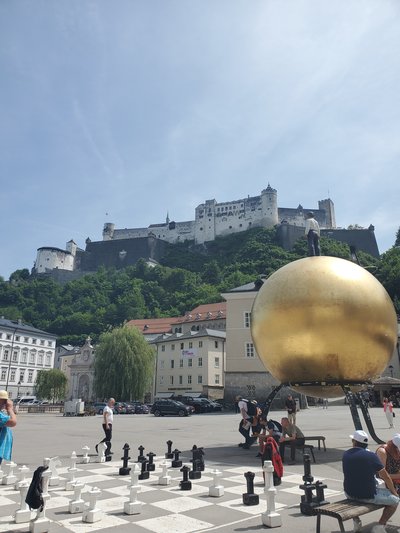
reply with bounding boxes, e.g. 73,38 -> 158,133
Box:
260,184 -> 279,226
318,198 -> 336,228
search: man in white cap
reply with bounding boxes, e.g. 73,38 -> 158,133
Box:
343,430 -> 399,533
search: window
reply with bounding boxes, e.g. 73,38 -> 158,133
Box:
244,312 -> 251,328
215,374 -> 220,384
12,350 -> 18,362
179,375 -> 183,385
214,341 -> 218,348
29,352 -> 36,364
47,341 -> 52,347
180,343 -> 184,350
0,368 -> 6,380
161,345 -> 165,352
198,357 -> 203,367
214,357 -> 220,368
24,337 -> 29,343
6,334 -> 11,340
38,352 -> 44,365
169,376 -> 174,385
15,336 -> 20,341
45,354 -> 51,366
246,343 -> 255,357
3,349 -> 9,361
32,339 -> 37,345
10,368 -> 16,382
160,360 -> 165,369
188,358 -> 192,367
159,376 -> 164,384
21,350 -> 28,364
199,341 -> 203,348
40,340 -> 45,346
187,375 -> 192,384
179,359 -> 184,368
171,360 -> 175,369
171,344 -> 175,351
189,342 -> 193,349
19,369 -> 25,382
28,370 -> 34,383
197,375 -> 203,384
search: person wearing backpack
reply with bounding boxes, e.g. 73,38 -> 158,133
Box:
237,396 -> 258,450
0,390 -> 17,464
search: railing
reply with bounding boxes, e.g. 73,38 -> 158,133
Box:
16,405 -> 64,414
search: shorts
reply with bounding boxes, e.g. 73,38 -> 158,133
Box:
346,488 -> 400,506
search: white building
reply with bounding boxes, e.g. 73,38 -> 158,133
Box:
151,329 -> 226,400
0,318 -> 57,398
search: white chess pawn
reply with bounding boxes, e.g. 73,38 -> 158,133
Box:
14,481 -> 32,523
82,487 -> 102,523
261,461 -> 282,528
158,460 -> 171,486
209,469 -> 224,497
15,465 -> 30,491
124,484 -> 142,515
68,482 -> 85,514
81,445 -> 90,464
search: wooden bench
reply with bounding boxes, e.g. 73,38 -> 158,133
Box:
312,499 -> 384,533
304,436 -> 326,451
282,443 -> 316,463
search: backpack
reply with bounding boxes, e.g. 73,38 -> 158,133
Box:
269,419 -> 283,433
262,437 -> 283,486
25,466 -> 48,511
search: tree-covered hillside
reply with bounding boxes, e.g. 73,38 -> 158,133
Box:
0,227 -> 397,345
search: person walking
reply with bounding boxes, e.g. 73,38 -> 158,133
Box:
383,397 -> 394,429
304,211 -> 321,256
0,390 -> 17,464
343,430 -> 399,533
285,394 -> 297,425
96,398 -> 115,457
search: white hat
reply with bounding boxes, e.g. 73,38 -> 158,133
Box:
350,430 -> 369,444
392,434 -> 400,451
0,390 -> 8,400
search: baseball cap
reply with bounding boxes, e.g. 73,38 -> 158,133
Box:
392,434 -> 400,451
0,390 -> 9,400
349,430 -> 369,443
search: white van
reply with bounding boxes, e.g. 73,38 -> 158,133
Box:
16,396 -> 37,405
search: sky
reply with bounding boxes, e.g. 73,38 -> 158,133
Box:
1,0 -> 399,280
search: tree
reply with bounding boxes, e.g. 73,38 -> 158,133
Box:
35,369 -> 67,403
94,326 -> 154,401
395,227 -> 400,247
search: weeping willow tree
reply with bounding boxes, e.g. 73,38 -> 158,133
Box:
94,326 -> 155,400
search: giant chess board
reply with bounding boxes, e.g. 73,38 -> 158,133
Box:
0,453 -> 344,533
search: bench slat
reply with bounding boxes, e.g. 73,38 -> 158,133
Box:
313,498 -> 383,520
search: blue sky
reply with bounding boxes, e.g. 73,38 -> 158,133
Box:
1,1 -> 399,280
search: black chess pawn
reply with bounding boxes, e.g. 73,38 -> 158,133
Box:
165,440 -> 174,459
146,452 -> 156,472
171,449 -> 182,468
137,445 -> 146,463
242,471 -> 259,506
138,459 -> 150,480
119,443 -> 131,476
179,465 -> 192,490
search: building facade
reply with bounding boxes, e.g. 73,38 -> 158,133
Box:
67,337 -> 96,402
0,318 -> 56,398
151,329 -> 226,400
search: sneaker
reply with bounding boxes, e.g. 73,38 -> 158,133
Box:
353,517 -> 362,532
371,524 -> 387,533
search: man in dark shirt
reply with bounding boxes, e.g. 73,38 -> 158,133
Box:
285,395 -> 297,425
342,430 -> 399,533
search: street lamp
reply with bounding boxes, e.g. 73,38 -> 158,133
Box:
17,380 -> 21,398
5,326 -> 18,392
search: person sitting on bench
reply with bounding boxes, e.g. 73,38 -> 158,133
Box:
343,430 -> 399,533
278,417 -> 305,464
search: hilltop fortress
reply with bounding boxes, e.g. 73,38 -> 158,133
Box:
34,186 -> 378,280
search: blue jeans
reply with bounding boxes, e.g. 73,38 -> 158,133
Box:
346,488 -> 400,506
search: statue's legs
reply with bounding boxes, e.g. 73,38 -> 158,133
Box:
357,391 -> 384,445
262,383 -> 284,418
341,384 -> 363,431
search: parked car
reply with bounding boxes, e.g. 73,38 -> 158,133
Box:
93,402 -> 110,415
123,403 -> 136,414
114,402 -> 127,414
134,403 -> 150,414
150,400 -> 192,417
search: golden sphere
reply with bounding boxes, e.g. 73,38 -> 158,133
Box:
251,257 -> 397,398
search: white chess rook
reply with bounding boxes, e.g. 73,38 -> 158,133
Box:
82,487 -> 102,523
68,482 -> 85,514
14,482 -> 32,524
209,469 -> 224,497
261,461 -> 282,528
158,460 -> 171,486
2,461 -> 17,485
30,469 -> 51,533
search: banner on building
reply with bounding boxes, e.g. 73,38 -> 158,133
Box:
182,349 -> 197,358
